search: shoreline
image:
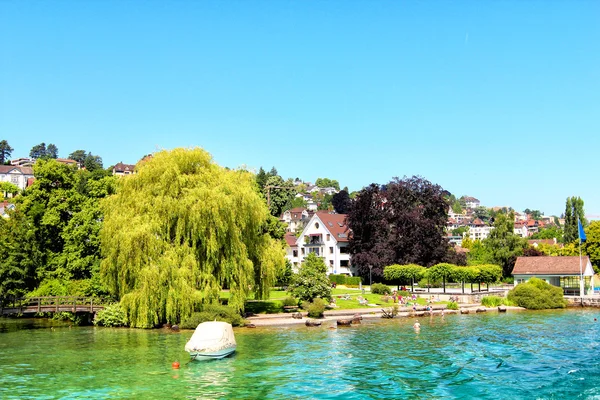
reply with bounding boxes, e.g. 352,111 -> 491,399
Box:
245,305 -> 527,327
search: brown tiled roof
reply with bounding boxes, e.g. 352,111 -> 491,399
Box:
0,165 -> 34,175
471,218 -> 485,226
316,212 -> 349,242
284,232 -> 297,247
113,162 -> 135,173
512,256 -> 591,275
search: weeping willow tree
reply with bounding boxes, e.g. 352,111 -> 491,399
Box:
100,148 -> 284,328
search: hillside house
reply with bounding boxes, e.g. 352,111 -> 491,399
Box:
0,165 -> 34,192
289,212 -> 354,276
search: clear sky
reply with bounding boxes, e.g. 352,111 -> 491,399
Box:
1,1 -> 598,217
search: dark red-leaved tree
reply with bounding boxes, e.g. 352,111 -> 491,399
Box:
332,189 -> 352,214
347,176 -> 450,282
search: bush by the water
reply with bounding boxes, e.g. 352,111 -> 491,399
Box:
370,283 -> 391,295
507,278 -> 567,310
446,301 -> 459,310
481,296 -> 513,307
94,303 -> 127,327
305,298 -> 326,318
180,304 -> 244,329
282,297 -> 299,307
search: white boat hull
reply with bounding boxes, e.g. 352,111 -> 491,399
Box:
188,346 -> 236,361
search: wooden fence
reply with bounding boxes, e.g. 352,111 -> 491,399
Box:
0,296 -> 107,316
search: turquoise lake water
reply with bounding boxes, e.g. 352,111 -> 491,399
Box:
1,310 -> 600,399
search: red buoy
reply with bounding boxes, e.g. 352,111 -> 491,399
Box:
172,361 -> 180,369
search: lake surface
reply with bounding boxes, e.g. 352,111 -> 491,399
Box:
1,309 -> 600,399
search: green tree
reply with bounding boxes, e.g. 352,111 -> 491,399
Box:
100,148 -> 284,328
585,221 -> 600,272
0,140 -> 13,164
315,178 -> 340,190
46,144 -> 59,159
507,277 -> 567,309
481,212 -> 526,276
0,182 -> 20,198
427,263 -> 455,293
68,150 -> 87,163
287,252 -> 331,302
84,153 -> 103,171
30,143 -> 47,159
530,226 -> 563,243
451,265 -> 479,293
476,264 -> 503,291
564,196 -> 586,243
264,176 -> 296,217
383,264 -> 425,291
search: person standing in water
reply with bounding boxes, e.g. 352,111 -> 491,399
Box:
413,320 -> 421,331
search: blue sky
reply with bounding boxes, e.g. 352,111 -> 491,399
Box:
1,1 -> 598,217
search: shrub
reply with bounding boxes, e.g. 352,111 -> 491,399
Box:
52,312 -> 82,325
305,298 -> 326,318
244,300 -> 283,314
502,277 -> 515,284
481,296 -> 503,307
371,283 -> 391,295
346,277 -> 362,286
329,274 -> 346,285
397,290 -> 410,297
94,303 -> 127,327
288,253 -> 332,302
507,278 -> 567,310
282,297 -> 299,307
180,304 -> 244,329
446,301 -> 459,310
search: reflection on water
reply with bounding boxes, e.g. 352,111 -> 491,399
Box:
2,310 -> 600,399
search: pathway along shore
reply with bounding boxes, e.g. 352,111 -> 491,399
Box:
245,305 -> 526,327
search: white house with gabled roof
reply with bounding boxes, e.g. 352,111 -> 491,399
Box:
288,211 -> 355,276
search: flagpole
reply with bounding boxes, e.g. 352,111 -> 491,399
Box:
578,218 -> 583,305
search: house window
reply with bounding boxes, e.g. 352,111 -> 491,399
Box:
293,250 -> 298,257
329,247 -> 333,254
326,234 -> 331,241
340,247 -> 349,254
301,248 -> 305,255
315,222 -> 320,229
11,176 -> 19,184
340,260 -> 349,267
329,260 -> 333,266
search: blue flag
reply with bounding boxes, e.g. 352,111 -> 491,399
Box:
578,219 -> 587,242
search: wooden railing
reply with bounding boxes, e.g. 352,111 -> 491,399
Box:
0,296 -> 108,316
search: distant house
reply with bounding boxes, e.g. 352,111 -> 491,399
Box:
284,232 -> 301,270
463,196 -> 480,209
448,207 -> 467,224
113,162 -> 136,176
466,218 -> 492,240
56,158 -> 80,168
0,165 -> 34,191
280,208 -> 310,233
514,222 -> 528,238
512,256 -> 595,296
10,157 -> 35,167
291,212 -> 354,276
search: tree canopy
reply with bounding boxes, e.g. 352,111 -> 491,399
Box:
29,142 -> 59,159
564,196 -> 586,243
315,177 -> 340,190
332,189 -> 351,214
287,252 -> 331,302
347,176 -> 449,281
100,148 -> 284,328
0,140 -> 13,164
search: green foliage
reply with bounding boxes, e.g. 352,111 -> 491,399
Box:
305,298 -> 326,318
446,301 -> 459,310
452,226 -> 468,237
287,252 -> 332,302
370,283 -> 391,295
346,276 -> 362,285
585,221 -> 600,271
101,148 -> 284,328
476,264 -> 503,284
530,226 -> 564,243
507,278 -> 567,310
244,300 -> 283,314
52,311 -> 81,325
470,212 -> 526,276
564,197 -> 586,244
263,175 -> 296,217
282,296 -> 298,307
0,182 -> 20,197
315,178 -> 340,191
94,303 -> 127,327
481,296 -> 505,307
0,140 -> 13,164
329,274 -> 346,284
179,304 -> 244,329
275,259 -> 294,287
383,264 -> 425,290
